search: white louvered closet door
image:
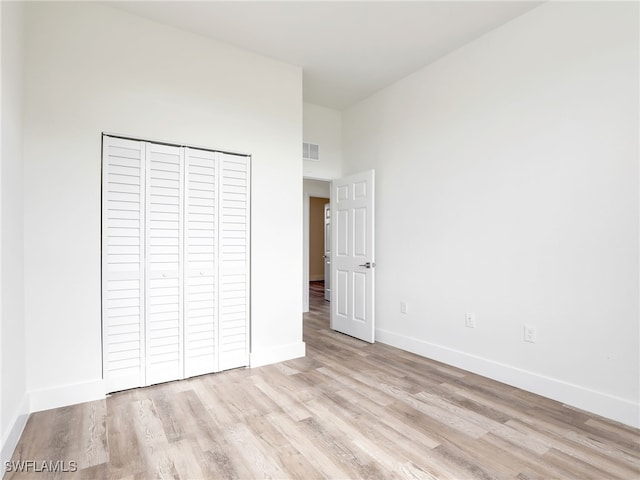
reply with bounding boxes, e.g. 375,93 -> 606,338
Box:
102,137 -> 146,392
144,143 -> 184,385
102,136 -> 250,392
184,148 -> 218,377
218,153 -> 250,371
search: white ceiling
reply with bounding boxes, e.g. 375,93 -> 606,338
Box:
110,1 -> 543,110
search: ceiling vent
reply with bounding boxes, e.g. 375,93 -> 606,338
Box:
303,142 -> 320,161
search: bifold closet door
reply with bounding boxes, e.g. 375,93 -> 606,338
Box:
184,150 -> 251,374
102,137 -> 146,392
218,153 -> 250,371
144,143 -> 184,385
184,148 -> 218,377
103,136 -> 250,391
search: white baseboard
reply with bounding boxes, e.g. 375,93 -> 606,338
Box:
376,328 -> 640,429
250,342 -> 306,368
29,379 -> 105,413
309,275 -> 324,282
1,393 -> 29,468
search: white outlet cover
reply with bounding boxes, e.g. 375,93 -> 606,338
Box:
400,301 -> 408,314
524,325 -> 537,343
465,312 -> 475,327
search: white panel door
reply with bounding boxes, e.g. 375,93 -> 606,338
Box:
144,143 -> 184,385
184,148 -> 218,377
102,136 -> 146,392
331,170 -> 375,343
218,153 -> 250,370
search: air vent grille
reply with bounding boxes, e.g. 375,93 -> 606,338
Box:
303,142 -> 320,161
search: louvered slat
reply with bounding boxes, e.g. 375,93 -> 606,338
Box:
102,136 -> 146,392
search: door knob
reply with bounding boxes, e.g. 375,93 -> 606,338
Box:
358,262 -> 375,269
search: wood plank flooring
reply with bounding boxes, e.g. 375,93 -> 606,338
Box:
6,284 -> 640,479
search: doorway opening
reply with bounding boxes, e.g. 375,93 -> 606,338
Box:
309,196 -> 330,302
302,171 -> 375,342
303,179 -> 331,312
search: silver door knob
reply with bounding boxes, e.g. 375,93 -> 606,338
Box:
358,262 -> 375,269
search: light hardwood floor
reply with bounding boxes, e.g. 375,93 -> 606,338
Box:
6,285 -> 640,479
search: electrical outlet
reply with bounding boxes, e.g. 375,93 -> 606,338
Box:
465,312 -> 476,328
400,301 -> 408,314
524,325 -> 537,343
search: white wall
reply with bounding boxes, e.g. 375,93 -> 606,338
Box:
22,2 -> 304,409
303,102 -> 342,180
0,0 -> 29,466
343,2 -> 639,427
